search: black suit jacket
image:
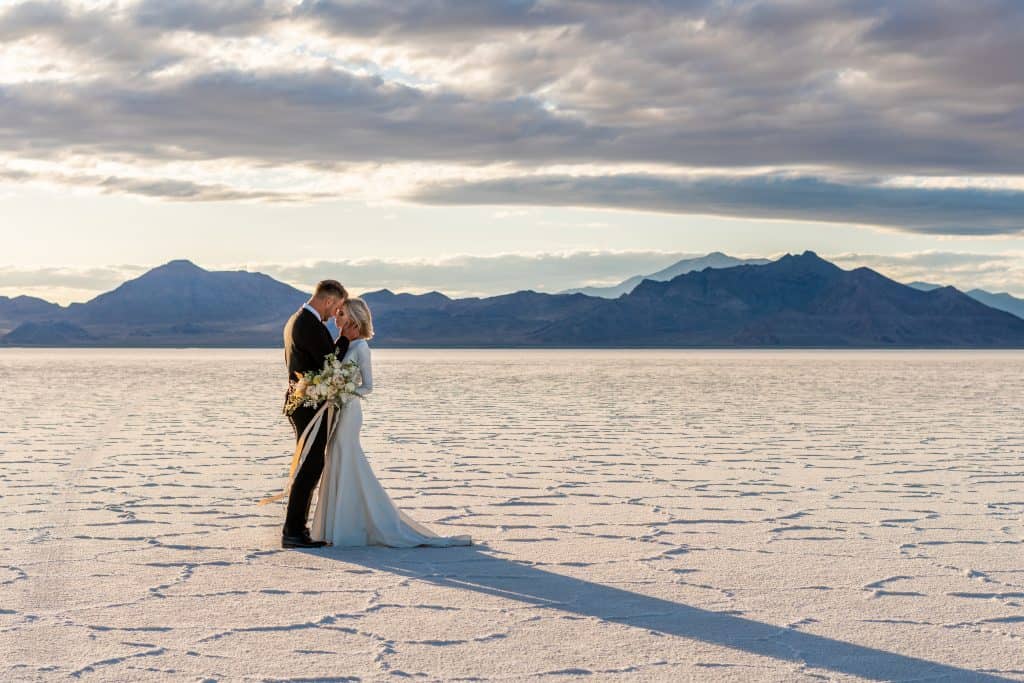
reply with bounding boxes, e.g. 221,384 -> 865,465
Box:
283,307 -> 350,388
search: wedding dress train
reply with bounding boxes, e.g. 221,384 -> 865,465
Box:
310,338 -> 472,548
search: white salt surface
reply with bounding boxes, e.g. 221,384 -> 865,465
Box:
1,348 -> 1023,682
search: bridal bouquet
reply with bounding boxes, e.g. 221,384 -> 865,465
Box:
284,353 -> 362,415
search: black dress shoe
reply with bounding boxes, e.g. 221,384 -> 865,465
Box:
281,530 -> 328,549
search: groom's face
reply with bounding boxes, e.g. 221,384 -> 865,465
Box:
314,294 -> 342,321
328,296 -> 347,323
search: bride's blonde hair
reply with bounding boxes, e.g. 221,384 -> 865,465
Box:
344,297 -> 374,340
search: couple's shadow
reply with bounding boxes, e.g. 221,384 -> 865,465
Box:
305,542 -> 1015,682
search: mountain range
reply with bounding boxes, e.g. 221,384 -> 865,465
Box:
907,281 -> 1024,319
3,252 -> 1024,347
1,259 -> 311,346
561,252 -> 772,298
0,294 -> 62,324
561,252 -> 1024,321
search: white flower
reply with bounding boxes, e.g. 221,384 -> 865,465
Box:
345,382 -> 356,393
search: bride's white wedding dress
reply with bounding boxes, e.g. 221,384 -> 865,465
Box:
310,338 -> 472,548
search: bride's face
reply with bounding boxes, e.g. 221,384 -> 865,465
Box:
334,306 -> 349,327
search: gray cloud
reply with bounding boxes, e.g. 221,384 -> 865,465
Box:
0,0 -> 183,71
0,68 -> 602,164
1,0 -> 1022,234
0,0 -> 1020,173
0,264 -> 146,292
292,0 -> 580,37
0,168 -> 331,202
834,252 -> 1018,270
131,0 -> 280,34
93,175 -> 331,202
411,173 -> 1024,235
293,0 -> 1024,172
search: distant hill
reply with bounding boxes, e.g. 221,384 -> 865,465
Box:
561,252 -> 772,298
965,289 -> 1024,319
0,295 -> 63,334
0,294 -> 61,319
3,321 -> 93,345
2,260 -> 309,346
64,259 -> 307,326
908,281 -> 1024,319
907,281 -> 944,291
3,254 -> 1024,347
360,288 -> 604,345
361,289 -> 453,315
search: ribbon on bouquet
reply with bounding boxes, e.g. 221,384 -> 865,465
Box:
258,401 -> 339,506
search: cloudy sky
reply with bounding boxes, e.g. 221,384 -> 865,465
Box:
2,0 -> 1023,303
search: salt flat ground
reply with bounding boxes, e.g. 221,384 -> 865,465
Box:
1,349 -> 1023,682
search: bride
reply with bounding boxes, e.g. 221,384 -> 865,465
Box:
310,297 -> 472,548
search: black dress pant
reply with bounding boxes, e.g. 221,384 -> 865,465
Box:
284,404 -> 327,533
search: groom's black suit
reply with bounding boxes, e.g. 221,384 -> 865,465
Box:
282,306 -> 349,534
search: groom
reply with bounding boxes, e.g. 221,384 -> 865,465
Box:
281,279 -> 360,548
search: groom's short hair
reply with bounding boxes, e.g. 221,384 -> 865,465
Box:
313,279 -> 347,301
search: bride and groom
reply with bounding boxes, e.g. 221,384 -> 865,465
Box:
277,279 -> 472,550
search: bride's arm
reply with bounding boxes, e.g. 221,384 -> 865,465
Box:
355,343 -> 373,396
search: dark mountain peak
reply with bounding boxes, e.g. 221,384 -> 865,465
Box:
149,259 -> 206,276
0,294 -> 63,321
66,259 -> 307,326
779,249 -> 821,260
781,249 -> 823,261
361,289 -> 453,313
1,294 -> 58,306
925,285 -> 964,300
629,277 -> 666,296
774,250 -> 841,275
561,251 -> 773,298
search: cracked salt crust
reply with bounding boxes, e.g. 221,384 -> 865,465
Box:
1,348 -> 1023,681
